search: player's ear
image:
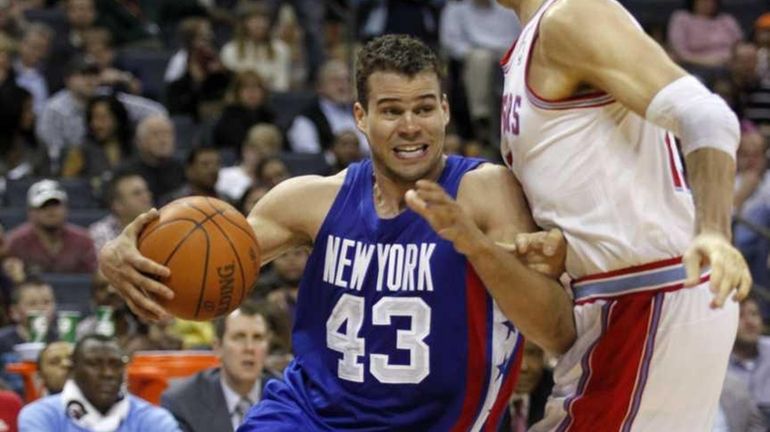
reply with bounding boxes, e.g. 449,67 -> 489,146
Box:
441,94 -> 450,127
354,102 -> 367,134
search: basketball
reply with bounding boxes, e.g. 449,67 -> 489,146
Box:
137,196 -> 261,321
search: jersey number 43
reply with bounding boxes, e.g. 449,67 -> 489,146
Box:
326,293 -> 431,384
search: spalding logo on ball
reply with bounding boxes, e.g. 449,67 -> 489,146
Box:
137,196 -> 261,321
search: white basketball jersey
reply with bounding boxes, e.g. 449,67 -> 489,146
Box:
500,0 -> 695,278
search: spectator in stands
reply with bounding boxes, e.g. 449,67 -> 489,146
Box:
734,120 -> 770,216
212,71 -> 275,155
444,133 -> 463,156
82,27 -> 141,95
729,295 -> 770,422
89,171 -> 151,253
754,13 -> 770,85
118,114 -> 184,204
46,0 -> 98,92
720,42 -> 770,132
92,0 -> 158,47
0,384 -> 22,432
715,371 -> 767,431
237,183 -> 269,216
287,59 -> 367,156
0,84 -> 48,180
261,248 -> 308,354
37,55 -> 165,174
357,0 -> 443,49
121,316 -> 182,356
0,278 -> 57,356
667,0 -> 742,81
0,223 -> 26,327
61,94 -> 133,179
164,16 -> 211,84
439,0 -> 519,141
76,272 -> 140,351
328,129 -> 363,174
6,179 -> 97,274
221,3 -> 290,92
265,0 -> 324,84
0,32 -> 17,90
166,16 -> 231,123
504,340 -> 551,430
161,300 -> 279,432
160,146 -> 221,205
256,156 -> 289,188
37,341 -> 73,395
0,0 -> 30,40
18,334 -> 181,431
14,23 -> 53,116
216,123 -> 281,203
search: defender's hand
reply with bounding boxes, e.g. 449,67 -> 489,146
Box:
405,180 -> 487,256
500,228 -> 566,278
682,232 -> 752,308
99,209 -> 174,321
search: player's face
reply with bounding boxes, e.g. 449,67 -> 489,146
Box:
355,71 -> 450,185
737,300 -> 763,345
217,312 -> 270,387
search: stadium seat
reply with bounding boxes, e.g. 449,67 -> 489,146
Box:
118,49 -> 174,101
68,208 -> 109,228
127,351 -> 220,405
0,208 -> 26,231
269,91 -> 316,131
279,152 -> 331,176
3,177 -> 35,208
40,273 -> 93,316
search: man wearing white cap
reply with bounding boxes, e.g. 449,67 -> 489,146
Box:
6,179 -> 97,273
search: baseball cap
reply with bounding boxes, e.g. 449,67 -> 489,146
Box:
27,179 -> 68,208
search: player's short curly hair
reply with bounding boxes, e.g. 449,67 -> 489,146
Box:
355,34 -> 445,110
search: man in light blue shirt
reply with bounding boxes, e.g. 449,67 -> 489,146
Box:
19,334 -> 180,432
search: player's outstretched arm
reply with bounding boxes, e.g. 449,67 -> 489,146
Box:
406,165 -> 575,354
539,0 -> 751,307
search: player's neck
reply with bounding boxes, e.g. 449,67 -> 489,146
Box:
372,158 -> 445,218
515,0 -> 548,25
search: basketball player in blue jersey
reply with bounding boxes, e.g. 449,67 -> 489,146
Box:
99,35 -> 575,431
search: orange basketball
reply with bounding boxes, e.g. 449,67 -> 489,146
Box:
137,196 -> 261,321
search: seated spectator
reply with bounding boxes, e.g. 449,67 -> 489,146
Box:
18,334 -> 181,431
0,0 -> 30,40
0,278 -> 57,356
503,340 -> 552,430
729,295 -> 770,422
237,183 -> 269,216
734,120 -> 770,216
256,156 -> 289,188
667,0 -> 742,80
0,223 -> 26,328
0,84 -> 48,180
6,179 -> 97,274
75,272 -> 138,347
0,386 -> 22,432
164,16 -> 210,84
88,171 -> 152,253
754,13 -> 770,85
166,16 -> 230,122
221,3 -> 290,92
722,42 -> 770,132
61,94 -> 133,179
212,71 -> 275,154
118,114 -> 184,204
92,0 -> 158,47
260,248 -> 308,355
328,129 -> 363,174
715,371 -> 767,431
121,316 -> 182,356
82,27 -> 141,95
37,341 -> 73,395
440,0 -> 519,141
14,23 -> 53,116
160,146 -> 222,205
287,60 -> 367,156
216,123 -> 281,202
36,55 -> 165,174
46,0 -> 99,93
161,301 -> 279,432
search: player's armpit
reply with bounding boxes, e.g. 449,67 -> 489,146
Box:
247,173 -> 343,264
537,0 -> 686,116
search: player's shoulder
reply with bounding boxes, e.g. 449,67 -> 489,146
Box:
267,171 -> 345,202
460,162 -> 516,193
539,0 -> 631,44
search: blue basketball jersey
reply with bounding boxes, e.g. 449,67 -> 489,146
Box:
240,156 -> 524,432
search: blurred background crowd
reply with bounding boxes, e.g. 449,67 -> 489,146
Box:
0,0 -> 767,431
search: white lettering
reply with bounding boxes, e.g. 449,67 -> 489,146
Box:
387,244 -> 405,292
323,235 -> 341,284
417,243 -> 436,292
350,243 -> 375,291
403,244 -> 418,291
375,244 -> 390,291
334,239 -> 356,288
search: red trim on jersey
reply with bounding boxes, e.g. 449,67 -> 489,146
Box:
564,294 -> 654,431
574,274 -> 709,305
451,267 -> 490,432
665,134 -> 684,188
483,339 -> 524,431
522,0 -> 615,110
573,257 -> 683,284
500,38 -> 518,71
